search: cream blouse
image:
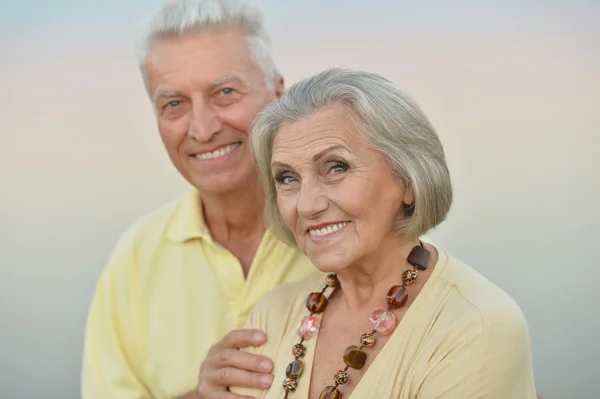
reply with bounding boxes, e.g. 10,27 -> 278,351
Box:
231,249 -> 537,399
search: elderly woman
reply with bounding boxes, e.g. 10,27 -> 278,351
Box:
230,68 -> 536,399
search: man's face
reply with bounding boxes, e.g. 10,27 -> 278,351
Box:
145,28 -> 283,195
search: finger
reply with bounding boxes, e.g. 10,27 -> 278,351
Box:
208,366 -> 274,391
213,348 -> 273,373
197,384 -> 256,399
217,329 -> 267,350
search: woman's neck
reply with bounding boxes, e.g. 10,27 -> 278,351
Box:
334,236 -> 422,312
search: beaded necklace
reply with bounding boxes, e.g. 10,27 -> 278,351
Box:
281,243 -> 430,399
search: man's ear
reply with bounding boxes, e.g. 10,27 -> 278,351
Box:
275,76 -> 285,99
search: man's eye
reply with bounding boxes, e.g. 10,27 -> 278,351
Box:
221,88 -> 234,95
167,100 -> 180,108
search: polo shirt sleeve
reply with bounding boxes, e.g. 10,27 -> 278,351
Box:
416,299 -> 537,399
81,228 -> 150,399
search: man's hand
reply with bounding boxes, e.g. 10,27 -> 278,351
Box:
195,329 -> 274,399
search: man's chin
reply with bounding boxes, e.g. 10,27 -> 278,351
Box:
189,174 -> 253,197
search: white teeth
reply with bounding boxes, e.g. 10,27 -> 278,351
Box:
195,143 -> 240,160
308,222 -> 349,237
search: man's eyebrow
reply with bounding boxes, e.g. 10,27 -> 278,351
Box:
152,75 -> 243,102
153,90 -> 183,103
209,75 -> 243,89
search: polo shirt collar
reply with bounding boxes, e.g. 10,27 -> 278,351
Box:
165,189 -> 212,242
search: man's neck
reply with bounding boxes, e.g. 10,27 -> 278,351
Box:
201,183 -> 266,242
199,181 -> 267,277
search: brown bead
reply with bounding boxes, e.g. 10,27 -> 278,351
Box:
360,333 -> 376,348
319,386 -> 342,399
386,285 -> 408,309
403,268 -> 418,285
325,273 -> 338,287
343,345 -> 367,370
305,292 -> 328,313
408,245 -> 430,270
333,369 -> 348,385
292,343 -> 306,358
286,360 -> 304,378
283,377 -> 297,392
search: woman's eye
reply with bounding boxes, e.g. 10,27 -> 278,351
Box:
330,162 -> 348,174
275,175 -> 296,185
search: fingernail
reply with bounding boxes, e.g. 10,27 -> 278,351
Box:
261,374 -> 273,386
260,360 -> 272,372
254,331 -> 265,341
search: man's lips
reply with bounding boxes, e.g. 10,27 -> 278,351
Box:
193,142 -> 241,160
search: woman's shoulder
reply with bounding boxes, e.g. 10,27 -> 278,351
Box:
411,249 -> 536,398
435,250 -> 530,334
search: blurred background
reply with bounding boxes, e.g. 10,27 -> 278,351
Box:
1,0 -> 599,397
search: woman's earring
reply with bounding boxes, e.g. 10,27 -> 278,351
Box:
401,202 -> 415,217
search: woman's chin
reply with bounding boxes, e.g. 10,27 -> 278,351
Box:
309,254 -> 349,275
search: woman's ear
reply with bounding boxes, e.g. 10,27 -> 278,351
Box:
401,185 -> 415,216
402,183 -> 414,205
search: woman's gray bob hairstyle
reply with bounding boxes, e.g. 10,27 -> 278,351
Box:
251,68 -> 452,245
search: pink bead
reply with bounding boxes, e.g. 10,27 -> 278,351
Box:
297,316 -> 319,340
368,309 -> 398,336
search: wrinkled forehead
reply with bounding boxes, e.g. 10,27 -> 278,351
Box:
145,29 -> 265,94
271,106 -> 366,162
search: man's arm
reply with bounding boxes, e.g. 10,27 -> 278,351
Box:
81,230 -> 151,399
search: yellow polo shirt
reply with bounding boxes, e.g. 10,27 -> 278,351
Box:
81,189 -> 322,399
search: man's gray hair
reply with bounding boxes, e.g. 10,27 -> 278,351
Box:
137,0 -> 279,93
251,68 -> 453,245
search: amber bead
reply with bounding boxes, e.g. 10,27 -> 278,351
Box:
286,360 -> 304,378
343,345 -> 367,369
403,268 -> 418,285
283,377 -> 297,392
305,292 -> 328,313
292,343 -> 306,358
319,386 -> 342,399
386,285 -> 408,309
360,333 -> 376,348
325,273 -> 338,287
333,369 -> 348,385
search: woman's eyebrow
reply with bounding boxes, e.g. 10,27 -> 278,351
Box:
312,145 -> 350,162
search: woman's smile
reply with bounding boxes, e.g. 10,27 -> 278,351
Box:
306,221 -> 351,242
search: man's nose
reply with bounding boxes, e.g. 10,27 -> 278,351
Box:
188,102 -> 223,142
297,180 -> 329,219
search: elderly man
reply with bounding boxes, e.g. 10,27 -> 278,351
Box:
81,0 -> 320,398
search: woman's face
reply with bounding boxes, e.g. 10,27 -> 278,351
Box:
271,105 -> 414,272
